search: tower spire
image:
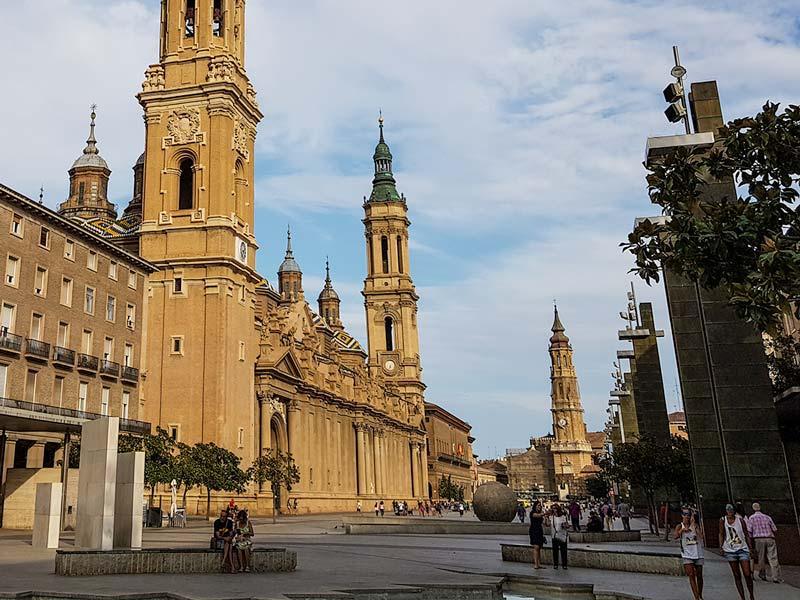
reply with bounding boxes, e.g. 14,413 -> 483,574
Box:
285,225 -> 293,257
550,304 -> 569,345
84,104 -> 99,156
369,114 -> 401,202
378,110 -> 385,142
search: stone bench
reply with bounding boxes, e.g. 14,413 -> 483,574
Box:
568,530 -> 641,543
343,517 -> 528,535
501,543 -> 683,576
55,547 -> 297,576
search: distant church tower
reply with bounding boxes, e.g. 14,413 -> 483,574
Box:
362,116 -> 425,419
137,0 -> 263,459
548,305 -> 594,498
59,107 -> 117,221
318,259 -> 342,330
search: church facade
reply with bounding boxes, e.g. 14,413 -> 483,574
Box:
2,0 -> 432,517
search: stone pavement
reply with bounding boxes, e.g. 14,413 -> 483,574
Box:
0,514 -> 798,600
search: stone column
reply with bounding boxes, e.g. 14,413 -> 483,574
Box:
356,424 -> 367,495
287,400 -> 302,479
365,428 -> 375,495
113,451 -> 144,549
32,482 -> 61,549
59,431 -> 71,530
374,431 -> 384,496
409,441 -> 417,497
76,417 -> 119,550
26,442 -> 45,468
259,394 -> 272,455
420,441 -> 430,499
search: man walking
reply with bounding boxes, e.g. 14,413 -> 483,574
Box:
568,500 -> 581,532
748,502 -> 783,583
617,499 -> 631,532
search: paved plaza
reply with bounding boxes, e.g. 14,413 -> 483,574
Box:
0,514 -> 798,600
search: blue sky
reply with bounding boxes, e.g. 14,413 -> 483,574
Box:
2,1 -> 800,458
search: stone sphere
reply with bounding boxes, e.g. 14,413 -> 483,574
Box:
473,482 -> 517,522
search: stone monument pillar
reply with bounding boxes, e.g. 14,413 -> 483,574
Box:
32,482 -> 61,549
76,417 -> 119,550
113,451 -> 144,549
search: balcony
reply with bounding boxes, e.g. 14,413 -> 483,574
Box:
100,359 -> 120,378
0,331 -> 22,354
77,353 -> 99,373
121,365 -> 139,382
53,346 -> 76,367
25,338 -> 50,361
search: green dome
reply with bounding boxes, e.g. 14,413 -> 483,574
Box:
368,116 -> 402,202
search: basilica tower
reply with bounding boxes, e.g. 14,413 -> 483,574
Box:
137,0 -> 262,459
362,117 -> 425,419
548,305 -> 594,497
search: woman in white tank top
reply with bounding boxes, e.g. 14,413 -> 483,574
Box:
674,508 -> 704,600
718,503 -> 754,600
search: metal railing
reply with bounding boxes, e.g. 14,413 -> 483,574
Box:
0,331 -> 22,353
25,338 -> 50,359
53,346 -> 76,365
0,396 -> 151,435
100,360 -> 120,378
77,353 -> 99,372
121,365 -> 139,381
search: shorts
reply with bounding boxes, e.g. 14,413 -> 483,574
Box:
724,549 -> 750,562
682,558 -> 704,566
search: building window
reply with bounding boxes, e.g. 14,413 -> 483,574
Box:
82,329 -> 93,354
178,159 -> 194,210
64,239 -> 74,260
10,214 -> 23,237
238,341 -> 245,361
368,237 -> 374,274
34,266 -> 48,296
103,337 -> 114,361
381,236 -> 389,273
108,261 -> 118,280
25,369 -> 37,403
101,387 -> 110,416
106,295 -> 117,322
397,236 -> 404,274
237,427 -> 244,448
57,322 -> 69,347
85,286 -> 95,315
1,303 -> 15,335
121,391 -> 130,419
126,304 -> 136,330
124,343 -> 133,367
174,277 -> 183,294
30,313 -> 44,341
39,227 -> 50,249
0,363 -> 7,397
5,255 -> 19,287
128,270 -> 137,289
171,336 -> 184,355
213,0 -> 223,36
384,316 -> 394,351
61,277 -> 73,306
78,182 -> 85,204
87,250 -> 97,271
78,382 -> 88,412
169,425 -> 180,441
184,0 -> 195,37
53,377 -> 64,407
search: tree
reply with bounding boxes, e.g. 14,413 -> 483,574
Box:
120,427 -> 177,505
173,442 -> 203,507
251,449 -> 301,523
585,475 -> 610,501
189,442 -> 251,518
623,102 -> 800,341
599,435 -> 694,535
765,334 -> 800,394
437,475 -> 465,502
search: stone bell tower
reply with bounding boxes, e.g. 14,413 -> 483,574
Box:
362,116 -> 425,418
548,305 -> 594,497
137,0 -> 262,460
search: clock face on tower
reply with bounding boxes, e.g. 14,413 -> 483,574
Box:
558,417 -> 568,428
383,359 -> 396,374
236,238 -> 248,264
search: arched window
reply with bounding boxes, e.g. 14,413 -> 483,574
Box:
178,158 -> 194,210
384,316 -> 394,351
368,237 -> 374,274
78,182 -> 85,204
185,0 -> 196,37
396,236 -> 404,273
213,0 -> 223,36
381,236 -> 389,273
234,159 -> 246,216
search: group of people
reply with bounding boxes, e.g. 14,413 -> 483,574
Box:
357,499 -> 467,517
212,505 -> 254,574
521,498 -> 632,533
527,501 -> 571,569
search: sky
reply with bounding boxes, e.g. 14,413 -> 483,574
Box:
2,1 -> 800,459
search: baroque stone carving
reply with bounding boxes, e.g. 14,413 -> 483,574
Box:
142,65 -> 165,92
233,118 -> 250,161
207,56 -> 235,83
165,108 -> 202,146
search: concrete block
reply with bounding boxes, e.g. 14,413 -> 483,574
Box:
31,482 -> 61,549
76,417 -> 119,550
113,451 -> 144,549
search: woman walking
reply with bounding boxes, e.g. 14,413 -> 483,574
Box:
719,503 -> 755,600
550,504 -> 570,570
235,511 -> 254,573
675,508 -> 704,600
529,501 -> 546,569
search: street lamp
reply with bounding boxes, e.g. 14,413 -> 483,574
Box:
663,46 -> 692,134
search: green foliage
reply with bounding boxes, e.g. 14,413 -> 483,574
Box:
585,475 -> 610,500
437,474 -> 465,502
120,427 -> 178,503
765,334 -> 800,393
623,102 -> 800,336
188,442 -> 251,517
251,449 -> 301,522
